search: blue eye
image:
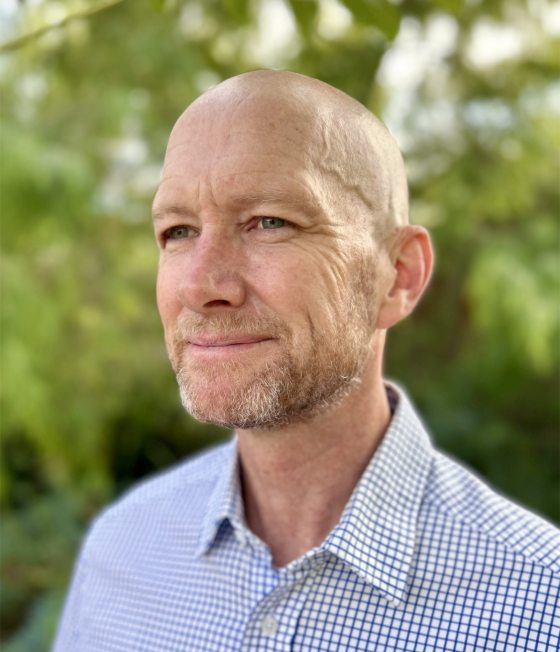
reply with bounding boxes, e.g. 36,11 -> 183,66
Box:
165,225 -> 193,240
259,217 -> 286,229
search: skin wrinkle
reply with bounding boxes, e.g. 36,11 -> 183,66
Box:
177,79 -> 378,222
158,172 -> 327,227
305,101 -> 404,243
160,76 -> 409,248
167,71 -> 407,224
316,114 -> 375,211
316,112 -> 401,244
227,128 -> 310,152
166,236 -> 379,430
156,172 -> 323,212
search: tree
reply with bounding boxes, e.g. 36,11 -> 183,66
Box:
1,0 -> 558,646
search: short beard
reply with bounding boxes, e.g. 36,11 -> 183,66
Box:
169,254 -> 378,431
174,327 -> 368,431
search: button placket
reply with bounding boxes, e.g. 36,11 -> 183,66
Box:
241,583 -> 292,651
260,613 -> 279,636
243,559 -> 330,651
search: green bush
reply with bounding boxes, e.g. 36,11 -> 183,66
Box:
1,0 -> 558,646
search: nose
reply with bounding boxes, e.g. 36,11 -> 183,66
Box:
176,230 -> 247,313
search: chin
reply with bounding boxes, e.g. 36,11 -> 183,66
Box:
177,370 -> 361,432
178,384 -> 281,430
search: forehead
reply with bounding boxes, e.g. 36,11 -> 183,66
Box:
155,96 -> 330,215
165,92 -> 320,170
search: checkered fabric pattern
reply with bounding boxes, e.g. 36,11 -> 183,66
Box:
53,384 -> 560,652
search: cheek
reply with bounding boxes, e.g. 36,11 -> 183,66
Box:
156,262 -> 182,328
250,247 -> 349,330
248,252 -> 316,339
306,245 -> 378,332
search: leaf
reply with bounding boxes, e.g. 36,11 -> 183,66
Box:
433,0 -> 463,14
0,0 -> 128,54
288,0 -> 319,37
150,0 -> 166,11
339,0 -> 401,40
224,0 -> 252,25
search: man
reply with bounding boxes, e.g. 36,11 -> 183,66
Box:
54,71 -> 559,651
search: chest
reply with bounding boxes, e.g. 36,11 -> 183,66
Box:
75,541 -> 556,652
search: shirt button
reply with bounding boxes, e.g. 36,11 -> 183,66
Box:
260,614 -> 279,636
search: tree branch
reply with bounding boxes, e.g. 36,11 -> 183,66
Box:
0,0 -> 128,54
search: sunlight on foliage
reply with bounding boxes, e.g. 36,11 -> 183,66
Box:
1,0 -> 558,646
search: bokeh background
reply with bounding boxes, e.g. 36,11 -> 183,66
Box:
1,0 -> 559,648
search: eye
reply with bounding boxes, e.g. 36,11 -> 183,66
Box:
163,225 -> 195,241
258,217 -> 287,230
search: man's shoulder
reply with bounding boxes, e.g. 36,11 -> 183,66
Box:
114,437 -> 233,507
86,439 -> 234,545
424,450 -> 560,575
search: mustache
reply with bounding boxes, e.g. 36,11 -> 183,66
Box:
172,312 -> 291,348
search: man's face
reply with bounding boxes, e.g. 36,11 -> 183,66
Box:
153,95 -> 386,430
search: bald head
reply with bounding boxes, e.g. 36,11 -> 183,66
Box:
167,70 -> 409,241
155,71 -> 433,431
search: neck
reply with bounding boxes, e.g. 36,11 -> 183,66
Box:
236,347 -> 391,567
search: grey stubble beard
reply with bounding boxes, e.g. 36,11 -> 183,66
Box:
169,254 -> 378,431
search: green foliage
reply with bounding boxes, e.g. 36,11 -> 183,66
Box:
338,0 -> 400,39
1,0 -> 558,647
288,0 -> 319,37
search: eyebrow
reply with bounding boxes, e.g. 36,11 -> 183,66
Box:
151,205 -> 192,222
151,188 -> 323,222
230,189 -> 322,216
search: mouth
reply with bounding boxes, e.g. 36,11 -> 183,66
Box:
186,335 -> 275,356
189,334 -> 273,347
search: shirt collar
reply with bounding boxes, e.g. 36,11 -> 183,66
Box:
322,382 -> 433,605
195,438 -> 242,557
196,383 -> 434,606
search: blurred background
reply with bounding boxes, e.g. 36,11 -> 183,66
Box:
1,0 -> 559,648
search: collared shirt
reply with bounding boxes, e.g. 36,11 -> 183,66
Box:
53,384 -> 559,652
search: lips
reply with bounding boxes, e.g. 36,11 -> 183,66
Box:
188,335 -> 273,347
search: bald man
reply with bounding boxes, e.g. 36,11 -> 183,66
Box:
54,71 -> 559,652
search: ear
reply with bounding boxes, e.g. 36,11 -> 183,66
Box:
376,225 -> 434,330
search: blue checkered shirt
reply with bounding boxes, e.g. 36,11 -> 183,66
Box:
54,385 -> 560,651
